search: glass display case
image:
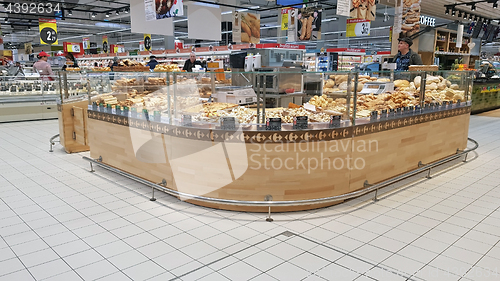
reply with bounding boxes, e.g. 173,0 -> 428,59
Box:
0,76 -> 59,122
70,70 -> 472,131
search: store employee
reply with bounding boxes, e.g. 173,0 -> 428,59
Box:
394,37 -> 423,71
182,52 -> 202,72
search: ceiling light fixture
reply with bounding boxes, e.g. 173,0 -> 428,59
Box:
124,8 -> 129,14
68,10 -> 73,16
105,12 -> 110,17
469,13 -> 473,20
91,12 -> 96,18
451,9 -> 456,16
458,11 -> 462,17
494,1 -> 498,8
116,10 -> 119,15
471,4 -> 476,11
463,12 -> 468,19
445,7 -> 450,14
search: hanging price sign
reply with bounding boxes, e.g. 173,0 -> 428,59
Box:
39,18 -> 58,45
346,19 -> 370,37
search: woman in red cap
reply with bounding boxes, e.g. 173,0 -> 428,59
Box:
33,51 -> 55,81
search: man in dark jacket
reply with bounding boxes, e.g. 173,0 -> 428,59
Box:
146,55 -> 159,70
182,53 -> 202,72
394,37 -> 423,71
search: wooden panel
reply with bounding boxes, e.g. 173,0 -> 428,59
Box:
73,107 -> 86,146
57,100 -> 89,153
87,112 -> 470,212
349,114 -> 470,190
88,119 -> 173,186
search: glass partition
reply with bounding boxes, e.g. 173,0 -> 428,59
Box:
81,70 -> 473,129
0,75 -> 58,98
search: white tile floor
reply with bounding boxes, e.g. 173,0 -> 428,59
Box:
0,115 -> 499,281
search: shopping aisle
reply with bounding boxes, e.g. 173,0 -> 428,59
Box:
0,116 -> 499,281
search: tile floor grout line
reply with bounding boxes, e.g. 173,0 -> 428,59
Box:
0,197 -> 85,280
403,171 -> 500,280
0,235 -> 38,280
457,239 -> 500,281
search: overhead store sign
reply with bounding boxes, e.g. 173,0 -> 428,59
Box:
63,42 -> 82,53
281,8 -> 291,31
233,11 -> 260,44
102,35 -> 109,53
83,37 -> 90,49
39,18 -> 58,45
187,3 -> 221,41
336,0 -> 350,17
349,0 -> 376,20
144,0 -> 183,21
256,43 -> 306,49
24,43 -> 33,55
144,34 -> 152,51
420,15 -> 435,27
296,6 -> 322,41
346,19 -> 370,37
111,44 -> 125,53
401,0 -> 421,37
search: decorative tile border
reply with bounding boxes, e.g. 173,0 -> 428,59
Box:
88,106 -> 471,143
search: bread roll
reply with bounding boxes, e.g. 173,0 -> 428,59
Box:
394,80 -> 410,88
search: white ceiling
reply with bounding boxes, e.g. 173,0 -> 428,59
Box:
0,0 -> 498,53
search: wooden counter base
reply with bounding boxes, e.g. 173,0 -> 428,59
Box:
58,101 -> 90,153
87,107 -> 471,212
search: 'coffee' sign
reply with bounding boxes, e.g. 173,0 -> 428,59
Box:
420,16 -> 436,27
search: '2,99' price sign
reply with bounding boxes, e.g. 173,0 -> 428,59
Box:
39,18 -> 58,45
346,19 -> 370,38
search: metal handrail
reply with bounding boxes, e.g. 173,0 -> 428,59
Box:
82,138 -> 478,208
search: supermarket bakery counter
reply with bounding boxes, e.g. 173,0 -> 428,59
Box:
80,70 -> 473,212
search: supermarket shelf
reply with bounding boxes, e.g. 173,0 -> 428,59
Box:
435,51 -> 471,56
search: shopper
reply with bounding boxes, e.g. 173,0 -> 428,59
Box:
182,52 -> 202,72
62,53 -> 78,71
33,51 -> 55,81
111,57 -> 119,71
146,55 -> 159,70
394,37 -> 423,71
14,62 -> 25,76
